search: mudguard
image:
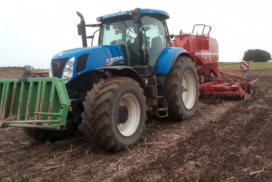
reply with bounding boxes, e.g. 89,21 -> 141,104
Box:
156,47 -> 192,74
96,66 -> 145,88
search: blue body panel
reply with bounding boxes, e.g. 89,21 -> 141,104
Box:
98,9 -> 170,21
51,45 -> 125,83
156,47 -> 190,74
50,9 -> 188,83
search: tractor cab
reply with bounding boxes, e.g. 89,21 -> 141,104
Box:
77,8 -> 173,73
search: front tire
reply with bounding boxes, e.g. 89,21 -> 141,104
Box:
81,77 -> 147,152
164,56 -> 199,121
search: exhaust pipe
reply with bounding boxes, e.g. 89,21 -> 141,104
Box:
76,11 -> 88,47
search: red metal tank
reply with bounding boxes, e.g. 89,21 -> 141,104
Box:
171,24 -> 258,100
172,24 -> 219,83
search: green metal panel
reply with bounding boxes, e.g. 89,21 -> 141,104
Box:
0,77 -> 70,129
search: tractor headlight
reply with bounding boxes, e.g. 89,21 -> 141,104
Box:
62,57 -> 75,83
49,63 -> 53,77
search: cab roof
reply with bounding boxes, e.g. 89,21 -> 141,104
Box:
97,8 -> 170,22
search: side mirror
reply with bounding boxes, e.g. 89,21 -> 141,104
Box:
170,34 -> 175,39
77,24 -> 82,35
132,8 -> 141,23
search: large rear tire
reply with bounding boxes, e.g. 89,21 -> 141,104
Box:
81,77 -> 147,152
164,56 -> 199,121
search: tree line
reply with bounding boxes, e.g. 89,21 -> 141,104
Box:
243,49 -> 271,62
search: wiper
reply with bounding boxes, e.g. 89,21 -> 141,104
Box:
119,19 -> 134,34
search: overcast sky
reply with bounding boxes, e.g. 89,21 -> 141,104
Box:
0,0 -> 271,68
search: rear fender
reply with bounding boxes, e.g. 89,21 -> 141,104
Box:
156,47 -> 192,74
96,66 -> 145,89
156,47 -> 192,88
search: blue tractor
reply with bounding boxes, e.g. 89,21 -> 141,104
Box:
13,8 -> 199,152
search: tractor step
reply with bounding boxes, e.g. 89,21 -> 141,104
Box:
158,108 -> 168,111
145,74 -> 169,118
156,95 -> 169,118
157,107 -> 169,118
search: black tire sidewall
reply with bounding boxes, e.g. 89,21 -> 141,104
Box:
178,60 -> 199,116
109,80 -> 146,146
165,56 -> 199,120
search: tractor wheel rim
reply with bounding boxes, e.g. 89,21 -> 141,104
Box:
116,93 -> 141,137
181,70 -> 197,110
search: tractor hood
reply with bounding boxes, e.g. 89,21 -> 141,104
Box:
50,45 -> 126,82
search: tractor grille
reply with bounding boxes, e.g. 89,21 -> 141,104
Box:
51,59 -> 68,78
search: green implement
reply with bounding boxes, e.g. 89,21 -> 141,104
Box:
0,77 -> 70,130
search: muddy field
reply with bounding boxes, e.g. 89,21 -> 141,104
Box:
1,68 -> 272,182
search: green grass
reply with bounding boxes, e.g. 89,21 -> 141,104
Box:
219,62 -> 272,70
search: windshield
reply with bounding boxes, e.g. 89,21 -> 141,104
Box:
98,19 -> 137,46
98,16 -> 168,67
99,19 -> 140,65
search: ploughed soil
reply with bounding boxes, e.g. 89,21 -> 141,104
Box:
1,68 -> 272,182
